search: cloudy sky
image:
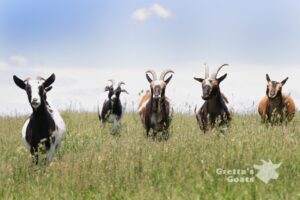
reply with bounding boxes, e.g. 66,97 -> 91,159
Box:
1,0 -> 300,115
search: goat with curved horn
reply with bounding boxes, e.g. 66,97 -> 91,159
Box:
98,80 -> 129,134
204,63 -> 209,79
117,81 -> 125,87
146,70 -> 157,81
139,69 -> 174,140
210,64 -> 228,79
194,63 -> 231,132
160,69 -> 174,80
108,79 -> 115,86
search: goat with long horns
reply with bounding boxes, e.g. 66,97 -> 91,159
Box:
98,80 -> 128,133
138,69 -> 174,140
194,64 -> 231,132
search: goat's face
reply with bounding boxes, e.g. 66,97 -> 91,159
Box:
194,75 -> 227,100
266,74 -> 288,99
150,80 -> 167,100
105,81 -> 128,103
194,64 -> 228,100
146,69 -> 174,101
13,74 -> 55,110
105,85 -> 115,100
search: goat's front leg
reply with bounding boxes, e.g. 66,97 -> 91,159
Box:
162,128 -> 169,141
30,147 -> 39,164
198,113 -> 208,133
47,144 -> 56,162
112,119 -> 120,134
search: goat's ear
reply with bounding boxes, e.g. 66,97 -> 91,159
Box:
104,86 -> 110,92
164,74 -> 173,84
266,74 -> 271,82
13,75 -> 26,90
146,73 -> 153,83
281,77 -> 288,86
45,86 -> 52,92
121,89 -> 129,94
194,77 -> 204,83
217,73 -> 227,83
44,73 -> 55,88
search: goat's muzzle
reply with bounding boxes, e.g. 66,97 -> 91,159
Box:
202,86 -> 212,100
153,94 -> 161,100
31,98 -> 41,108
153,85 -> 161,100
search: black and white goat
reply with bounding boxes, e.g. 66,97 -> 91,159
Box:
13,74 -> 66,164
138,69 -> 174,140
194,64 -> 231,132
98,80 -> 128,133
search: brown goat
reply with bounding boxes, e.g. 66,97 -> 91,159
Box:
258,74 -> 295,124
194,64 -> 231,132
138,69 -> 174,140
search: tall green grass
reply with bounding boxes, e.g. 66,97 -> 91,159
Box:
0,111 -> 299,199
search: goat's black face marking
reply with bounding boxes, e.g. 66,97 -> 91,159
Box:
25,80 -> 46,109
150,80 -> 166,100
267,81 -> 282,99
153,85 -> 161,99
13,74 -> 56,110
265,74 -> 288,99
25,85 -> 32,102
199,79 -> 219,100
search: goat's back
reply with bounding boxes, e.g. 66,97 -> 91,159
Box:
258,93 -> 296,121
283,93 -> 296,121
138,92 -> 151,110
258,96 -> 268,117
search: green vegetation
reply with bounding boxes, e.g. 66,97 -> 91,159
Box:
0,111 -> 299,199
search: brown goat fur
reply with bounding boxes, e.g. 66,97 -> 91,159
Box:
194,64 -> 231,132
138,69 -> 174,139
258,74 -> 296,123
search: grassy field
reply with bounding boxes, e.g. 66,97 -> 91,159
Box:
0,111 -> 300,199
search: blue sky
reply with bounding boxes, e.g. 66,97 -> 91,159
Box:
1,0 -> 300,114
2,0 -> 300,67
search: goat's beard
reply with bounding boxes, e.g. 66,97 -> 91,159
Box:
152,98 -> 162,112
31,101 -> 41,109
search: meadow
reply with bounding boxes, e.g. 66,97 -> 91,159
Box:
0,111 -> 299,199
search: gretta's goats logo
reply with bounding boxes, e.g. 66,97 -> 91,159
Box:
253,160 -> 281,184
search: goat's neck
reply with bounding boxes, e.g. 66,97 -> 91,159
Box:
151,97 -> 164,113
207,90 -> 222,112
32,100 -> 52,120
269,94 -> 283,109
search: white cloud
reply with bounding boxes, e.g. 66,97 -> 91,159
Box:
9,54 -> 28,66
131,8 -> 151,22
0,54 -> 29,71
131,4 -> 172,22
0,61 -> 9,70
151,4 -> 172,18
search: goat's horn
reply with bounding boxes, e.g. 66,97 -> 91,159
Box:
146,70 -> 157,80
36,76 -> 45,81
108,79 -> 115,86
204,63 -> 209,79
118,81 -> 125,87
160,69 -> 174,80
24,77 -> 31,83
210,64 -> 228,79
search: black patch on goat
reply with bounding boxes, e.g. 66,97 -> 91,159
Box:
194,64 -> 231,132
13,74 -> 57,163
100,85 -> 126,122
26,102 -> 56,161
